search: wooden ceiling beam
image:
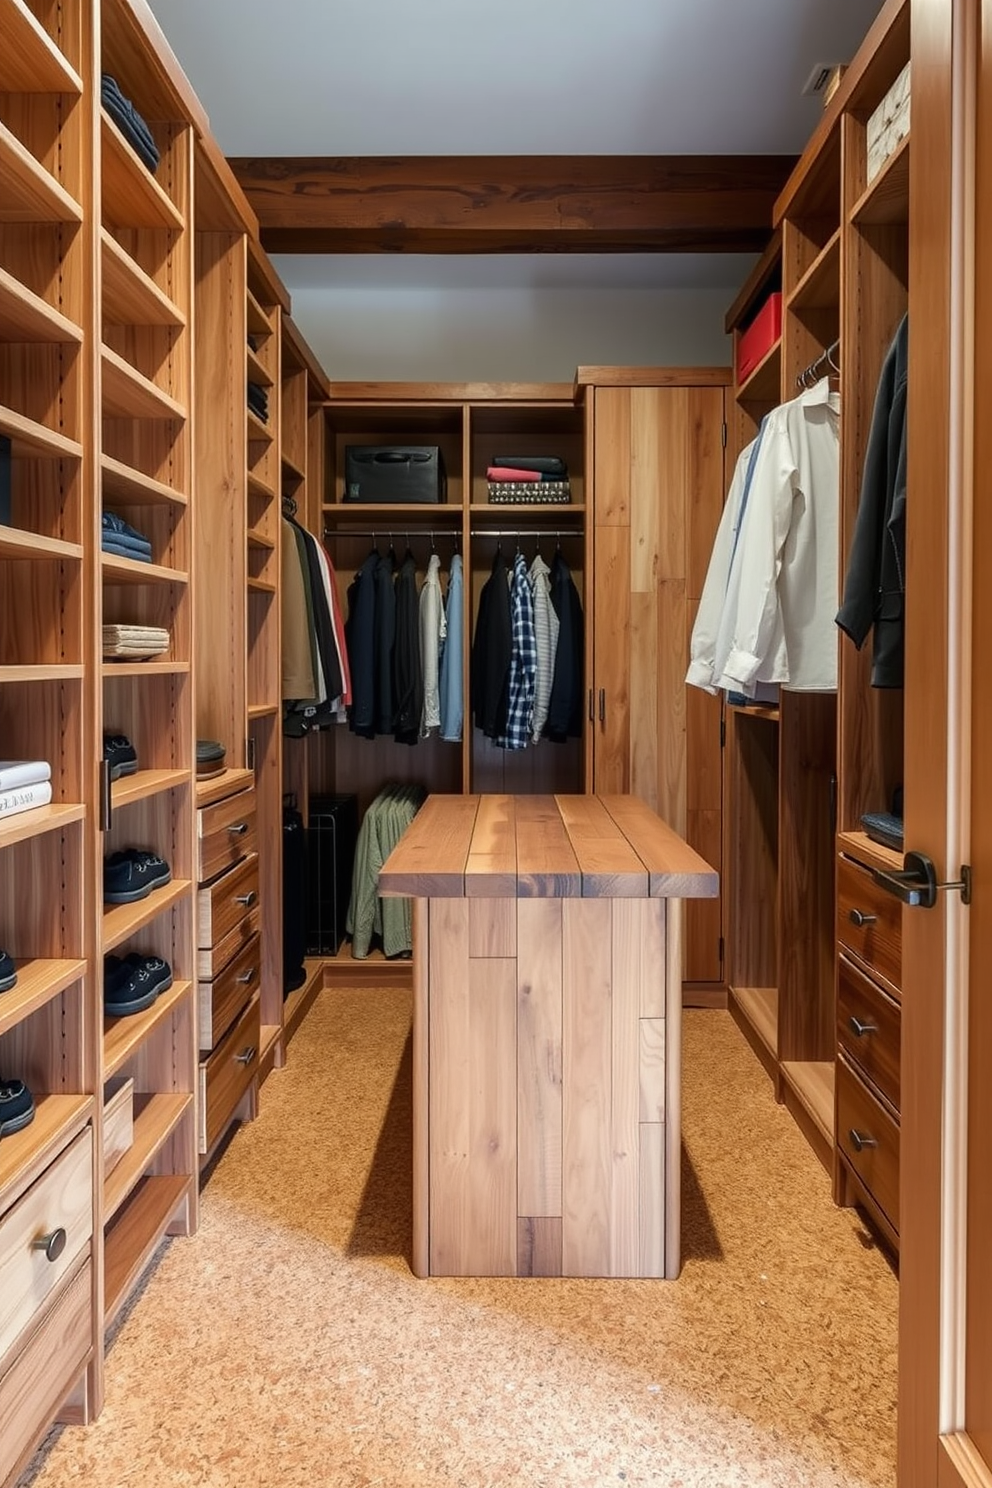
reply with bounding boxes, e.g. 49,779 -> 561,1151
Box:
227,155 -> 796,254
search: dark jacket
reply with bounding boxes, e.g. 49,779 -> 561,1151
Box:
836,313 -> 908,688
392,552 -> 423,745
373,550 -> 397,734
345,549 -> 380,738
471,549 -> 512,739
546,552 -> 584,741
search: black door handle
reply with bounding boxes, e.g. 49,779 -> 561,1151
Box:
871,851 -> 971,909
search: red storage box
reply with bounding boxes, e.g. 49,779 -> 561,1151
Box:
736,292 -> 782,386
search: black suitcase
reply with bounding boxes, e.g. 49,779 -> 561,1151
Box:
283,795 -> 308,995
344,445 -> 446,504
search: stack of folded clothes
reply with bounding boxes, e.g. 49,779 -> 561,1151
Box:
102,511 -> 153,564
486,454 -> 571,504
101,75 -> 160,172
103,951 -> 173,1017
0,759 -> 52,821
247,381 -> 269,423
103,624 -> 170,661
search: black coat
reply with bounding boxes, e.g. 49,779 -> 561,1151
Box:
546,553 -> 584,741
373,550 -> 397,734
345,549 -> 380,738
392,553 -> 423,744
471,549 -> 512,739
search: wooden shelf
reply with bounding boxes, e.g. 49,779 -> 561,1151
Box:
246,289 -> 272,337
851,135 -> 910,226
0,1093 -> 92,1203
246,345 -> 272,387
731,986 -> 779,1058
246,408 -> 273,444
247,471 -> 276,502
0,118 -> 82,224
781,1060 -> 835,1145
246,528 -> 276,551
282,451 -> 306,482
282,959 -> 324,1047
0,525 -> 83,562
787,228 -> 842,314
101,229 -> 185,328
837,828 -> 903,874
469,502 -> 582,519
727,701 -> 780,723
737,340 -> 782,405
103,978 -> 193,1078
101,345 -> 186,421
0,958 -> 87,1040
0,404 -> 82,463
0,801 -> 84,850
0,265 -> 83,344
0,0 -> 84,93
0,665 -> 83,683
101,551 -> 187,586
247,576 -> 276,594
102,454 -> 187,508
104,1093 -> 192,1221
102,881 -> 193,954
111,768 -> 189,810
101,110 -> 183,231
323,941 -> 414,984
102,660 -> 189,677
104,1173 -> 190,1327
195,768 -> 254,807
247,702 -> 278,720
323,502 -> 463,524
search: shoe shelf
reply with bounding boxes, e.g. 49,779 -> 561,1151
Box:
103,1172 -> 189,1328
0,526 -> 83,562
101,552 -> 188,586
0,958 -> 87,1039
103,978 -> 193,1079
100,229 -> 185,329
110,768 -> 189,811
0,265 -> 84,345
0,404 -> 83,463
0,0 -> 84,94
101,454 -> 187,510
246,408 -> 273,445
103,1091 -> 192,1221
195,768 -> 254,809
102,881 -> 193,954
101,345 -> 186,422
0,1093 -> 92,1208
0,802 -> 85,851
246,344 -> 272,387
100,111 -> 183,232
101,660 -> 190,678
0,118 -> 83,225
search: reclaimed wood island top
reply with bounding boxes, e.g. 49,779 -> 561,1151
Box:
378,793 -> 719,900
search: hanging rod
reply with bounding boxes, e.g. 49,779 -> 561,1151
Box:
470,529 -> 576,540
797,338 -> 841,389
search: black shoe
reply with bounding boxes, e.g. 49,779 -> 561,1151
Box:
0,1078 -> 35,1137
0,950 -> 15,994
103,848 -> 171,904
103,953 -> 172,1017
103,732 -> 138,781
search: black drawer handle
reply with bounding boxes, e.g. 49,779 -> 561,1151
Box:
849,1129 -> 878,1153
848,1016 -> 877,1039
236,968 -> 256,984
598,688 -> 606,724
848,909 -> 877,928
235,1045 -> 257,1067
227,822 -> 249,836
31,1227 -> 67,1263
234,891 -> 256,907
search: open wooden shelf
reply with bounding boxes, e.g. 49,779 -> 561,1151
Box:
104,1092 -> 192,1221
246,528 -> 276,551
101,552 -> 187,586
1,0 -> 84,93
102,660 -> 189,678
246,289 -> 272,338
470,502 -> 581,520
787,228 -> 842,314
0,802 -> 84,850
246,408 -> 273,444
851,135 -> 910,226
101,110 -> 183,231
0,525 -> 83,562
0,1093 -> 92,1202
102,454 -> 187,509
837,828 -> 903,874
104,1173 -> 190,1327
731,986 -> 779,1058
781,1060 -> 835,1144
0,958 -> 86,1039
283,959 -> 325,1048
247,576 -> 276,594
101,345 -> 186,422
195,768 -> 255,807
0,265 -> 83,344
102,882 -> 193,954
0,117 -> 83,224
0,664 -> 84,683
103,978 -> 193,1078
0,404 -> 82,463
101,229 -> 185,328
246,702 -> 278,720
282,451 -> 306,483
247,471 -> 276,502
111,768 -> 189,811
737,340 -> 783,405
246,345 -> 272,387
727,701 -> 781,723
323,941 -> 414,984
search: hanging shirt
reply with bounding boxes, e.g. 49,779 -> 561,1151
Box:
439,552 -> 463,743
373,550 -> 397,734
686,439 -> 757,695
546,552 -> 584,741
496,550 -> 537,751
528,551 -> 559,743
345,549 -> 380,738
281,517 -> 316,701
471,549 -> 512,740
392,552 -> 423,745
419,552 -> 446,736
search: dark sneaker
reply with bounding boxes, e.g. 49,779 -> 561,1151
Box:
0,950 -> 15,994
103,732 -> 138,781
103,954 -> 172,1017
103,848 -> 171,904
0,1078 -> 35,1137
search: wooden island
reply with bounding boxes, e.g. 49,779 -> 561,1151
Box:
378,794 -> 718,1281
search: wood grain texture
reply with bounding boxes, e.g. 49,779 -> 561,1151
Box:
468,897 -> 516,958
592,386 -> 630,526
553,794 -> 648,897
516,1217 -> 562,1277
411,897 -> 429,1278
516,900 -> 563,1219
837,953 -> 901,1112
592,523 -> 631,794
628,589 -> 659,811
561,899 -> 613,1275
610,900 -> 641,1276
836,853 -> 903,995
512,795 -> 582,898
639,1122 -> 666,1279
464,794 -> 516,898
612,896 -> 667,1021
599,795 -> 718,898
378,793 -> 479,897
664,899 -> 683,1277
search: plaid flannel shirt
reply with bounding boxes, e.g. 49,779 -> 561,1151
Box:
496,550 -> 537,750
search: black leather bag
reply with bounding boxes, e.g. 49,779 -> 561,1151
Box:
344,446 -> 446,503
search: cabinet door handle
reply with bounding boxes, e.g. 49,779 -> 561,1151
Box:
598,688 -> 606,724
849,1129 -> 878,1153
847,1016 -> 877,1038
227,822 -> 249,836
235,1045 -> 257,1067
588,688 -> 594,723
236,968 -> 256,984
848,908 -> 877,928
234,891 -> 256,907
32,1227 -> 67,1263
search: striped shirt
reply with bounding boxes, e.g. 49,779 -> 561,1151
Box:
496,550 -> 537,750
528,552 -> 559,743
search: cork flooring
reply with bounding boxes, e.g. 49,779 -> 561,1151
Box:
19,993 -> 897,1488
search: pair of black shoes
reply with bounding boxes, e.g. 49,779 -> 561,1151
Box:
104,848 -> 170,904
103,732 -> 138,781
0,1078 -> 34,1138
104,952 -> 173,1017
0,950 -> 15,994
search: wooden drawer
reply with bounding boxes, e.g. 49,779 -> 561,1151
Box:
0,1258 -> 92,1486
837,854 -> 902,992
197,903 -> 260,980
197,852 -> 259,949
837,1055 -> 900,1233
197,786 -> 257,884
199,932 -> 260,1052
199,991 -> 260,1155
837,954 -> 901,1111
0,1127 -> 93,1360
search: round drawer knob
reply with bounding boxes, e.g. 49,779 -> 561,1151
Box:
849,1129 -> 878,1154
849,909 -> 878,928
31,1227 -> 67,1263
848,1016 -> 877,1039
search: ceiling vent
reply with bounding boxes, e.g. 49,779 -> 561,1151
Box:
802,62 -> 842,97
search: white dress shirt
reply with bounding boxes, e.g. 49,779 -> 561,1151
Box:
419,552 -> 446,735
528,551 -> 560,742
686,438 -> 755,695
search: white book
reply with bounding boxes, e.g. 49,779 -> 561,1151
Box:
0,779 -> 53,817
0,760 -> 51,792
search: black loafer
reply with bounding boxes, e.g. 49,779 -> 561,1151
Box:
104,953 -> 172,1017
0,950 -> 15,994
0,1078 -> 35,1137
103,848 -> 171,904
103,732 -> 138,781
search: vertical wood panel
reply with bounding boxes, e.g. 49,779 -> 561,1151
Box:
428,898 -> 470,1275
592,387 -> 630,525
561,899 -> 613,1275
639,1018 -> 667,1123
639,1121 -> 666,1278
517,899 -> 563,1218
468,897 -> 516,958
685,808 -> 724,984
665,899 -> 682,1277
412,896 -> 429,1278
592,524 -> 631,794
610,900 -> 640,1275
630,388 -> 663,593
643,387 -> 688,582
687,386 -> 727,600
657,578 -> 687,834
517,1217 -> 562,1277
629,590 -> 659,812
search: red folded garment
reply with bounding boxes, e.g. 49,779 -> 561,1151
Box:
487,465 -> 544,482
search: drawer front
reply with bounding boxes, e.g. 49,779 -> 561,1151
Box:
197,904 -> 260,980
837,1055 -> 900,1232
198,932 -> 261,1052
837,954 -> 901,1111
0,1258 -> 92,1486
197,787 -> 257,884
199,992 -> 260,1154
0,1128 -> 93,1359
837,854 -> 902,992
197,852 -> 259,949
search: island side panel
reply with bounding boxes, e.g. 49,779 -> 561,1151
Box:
516,899 -> 564,1249
561,898 -> 614,1275
611,899 -> 643,1276
665,899 -> 683,1278
412,896 -> 430,1278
